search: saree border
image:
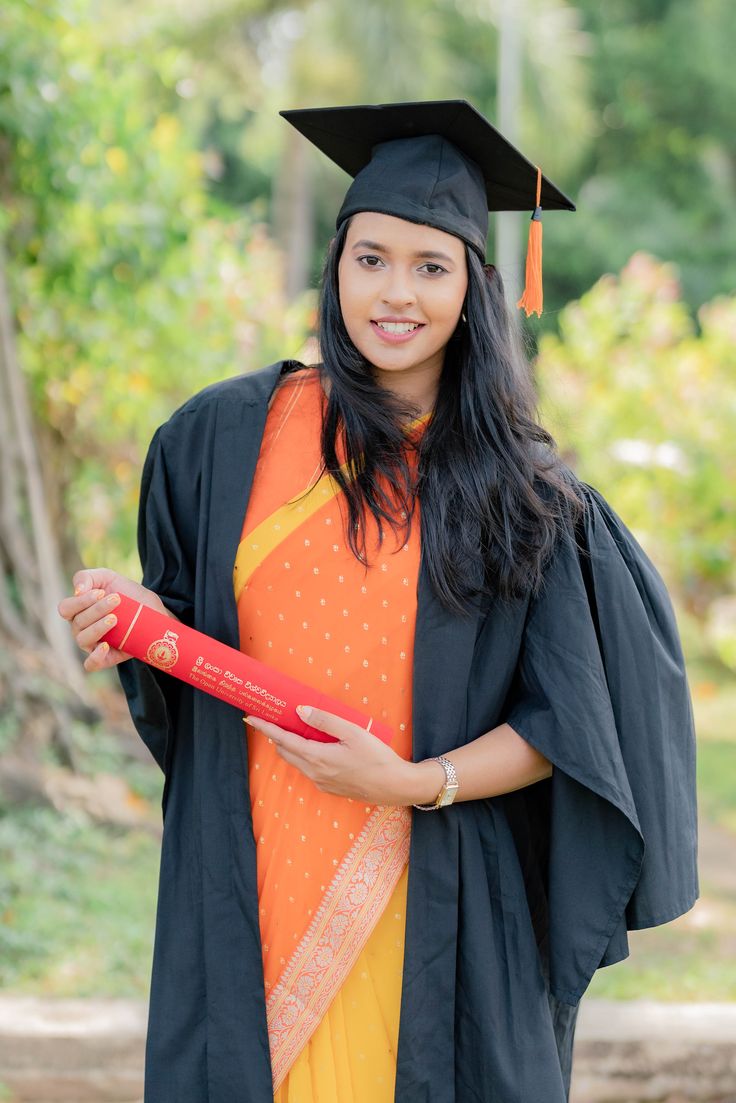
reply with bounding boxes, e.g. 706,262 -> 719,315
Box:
266,804 -> 411,1089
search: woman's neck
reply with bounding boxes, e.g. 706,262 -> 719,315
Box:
316,362 -> 438,419
372,362 -> 440,418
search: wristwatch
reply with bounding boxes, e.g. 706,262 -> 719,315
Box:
412,755 -> 459,811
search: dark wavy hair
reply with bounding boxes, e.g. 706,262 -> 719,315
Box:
285,215 -> 585,617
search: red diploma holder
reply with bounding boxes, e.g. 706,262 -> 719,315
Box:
101,593 -> 393,746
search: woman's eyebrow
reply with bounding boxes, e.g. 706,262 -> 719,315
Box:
351,239 -> 455,263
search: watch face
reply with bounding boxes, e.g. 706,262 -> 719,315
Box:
438,783 -> 459,807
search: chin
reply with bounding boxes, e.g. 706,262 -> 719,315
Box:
365,340 -> 438,369
362,354 -> 423,375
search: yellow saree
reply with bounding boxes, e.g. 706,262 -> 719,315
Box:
232,367 -> 427,1100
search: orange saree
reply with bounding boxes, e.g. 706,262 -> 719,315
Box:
232,367 -> 428,1100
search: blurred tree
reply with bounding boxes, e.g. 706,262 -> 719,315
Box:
0,0 -> 313,791
55,0 -> 734,314
537,252 -> 736,621
130,0 -> 591,303
551,0 -> 736,311
0,0 -> 313,572
0,234 -> 87,693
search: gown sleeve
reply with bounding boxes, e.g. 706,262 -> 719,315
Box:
116,422 -> 197,779
504,479 -> 699,1005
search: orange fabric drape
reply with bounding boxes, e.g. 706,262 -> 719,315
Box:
233,368 -> 428,1096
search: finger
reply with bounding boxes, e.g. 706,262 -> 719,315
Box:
72,591 -> 121,632
295,704 -> 365,742
59,588 -> 104,621
84,637 -> 130,672
72,567 -> 114,596
72,569 -> 95,596
83,641 -> 112,671
76,610 -> 119,655
245,715 -> 317,759
59,587 -> 115,623
82,640 -> 125,671
264,738 -> 326,789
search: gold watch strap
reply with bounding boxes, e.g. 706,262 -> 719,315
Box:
412,755 -> 459,811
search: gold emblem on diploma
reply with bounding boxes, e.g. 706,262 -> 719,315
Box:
146,629 -> 180,671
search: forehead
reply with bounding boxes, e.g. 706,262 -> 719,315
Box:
344,210 -> 465,260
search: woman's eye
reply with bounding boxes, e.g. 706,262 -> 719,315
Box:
357,255 -> 446,275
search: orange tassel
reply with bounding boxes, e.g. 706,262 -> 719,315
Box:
516,166 -> 544,318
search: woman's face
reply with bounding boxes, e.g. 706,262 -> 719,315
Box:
337,211 -> 468,397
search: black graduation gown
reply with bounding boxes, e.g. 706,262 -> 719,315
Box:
117,359 -> 698,1103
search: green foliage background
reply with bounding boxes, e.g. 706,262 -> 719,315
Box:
1,0 -> 315,577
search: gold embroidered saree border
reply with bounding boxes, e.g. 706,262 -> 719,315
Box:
266,805 -> 412,1090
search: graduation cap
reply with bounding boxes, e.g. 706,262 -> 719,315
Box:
279,99 -> 576,318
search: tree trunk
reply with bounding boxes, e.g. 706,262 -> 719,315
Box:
273,123 -> 315,302
0,236 -> 90,714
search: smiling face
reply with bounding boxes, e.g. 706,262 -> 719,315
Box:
336,211 -> 468,411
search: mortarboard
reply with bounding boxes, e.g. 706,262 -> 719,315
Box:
279,99 -> 576,318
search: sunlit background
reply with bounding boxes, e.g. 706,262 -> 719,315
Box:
0,0 -> 734,1075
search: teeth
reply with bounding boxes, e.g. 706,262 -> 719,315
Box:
376,321 -> 421,334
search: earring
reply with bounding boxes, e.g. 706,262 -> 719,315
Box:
461,311 -> 467,323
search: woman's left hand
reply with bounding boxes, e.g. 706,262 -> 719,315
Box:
245,704 -> 419,806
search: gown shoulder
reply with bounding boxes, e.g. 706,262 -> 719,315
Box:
159,358 -> 306,432
504,469 -> 699,1002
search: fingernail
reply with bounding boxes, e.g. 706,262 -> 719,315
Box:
74,584 -> 85,596
105,593 -> 120,606
93,589 -> 106,601
99,641 -> 110,653
296,704 -> 312,720
104,614 -> 116,626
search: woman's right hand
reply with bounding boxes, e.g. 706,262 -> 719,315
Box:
58,568 -> 175,673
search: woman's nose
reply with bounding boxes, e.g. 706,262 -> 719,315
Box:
380,267 -> 417,306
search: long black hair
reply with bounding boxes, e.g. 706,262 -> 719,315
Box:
287,215 -> 585,617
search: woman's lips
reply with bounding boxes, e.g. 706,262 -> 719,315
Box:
370,320 -> 426,344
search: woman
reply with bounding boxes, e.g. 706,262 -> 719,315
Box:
58,100 -> 698,1103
